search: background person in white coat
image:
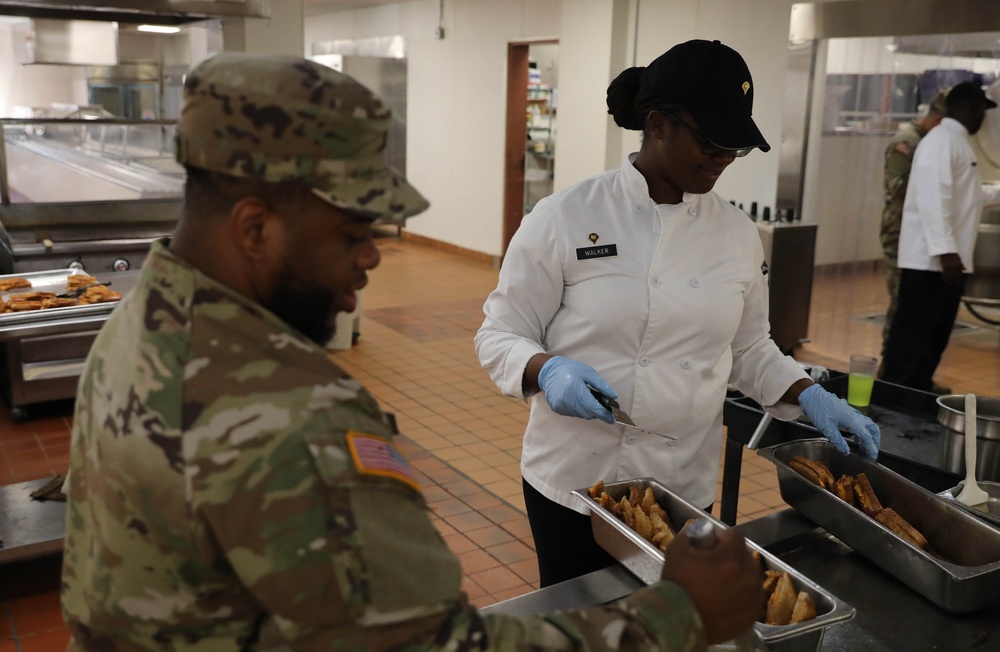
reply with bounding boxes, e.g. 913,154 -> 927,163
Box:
475,40 -> 881,587
881,81 -> 1000,392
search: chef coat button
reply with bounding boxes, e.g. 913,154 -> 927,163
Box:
639,357 -> 650,367
687,207 -> 697,216
633,204 -> 644,213
689,278 -> 700,288
681,360 -> 691,369
626,436 -> 636,444
649,276 -> 660,287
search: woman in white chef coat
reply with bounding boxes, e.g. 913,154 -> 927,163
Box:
475,39 -> 882,587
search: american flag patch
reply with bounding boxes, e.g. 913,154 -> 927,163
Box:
346,431 -> 421,492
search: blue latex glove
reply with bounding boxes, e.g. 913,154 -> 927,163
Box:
537,356 -> 617,424
798,383 -> 881,460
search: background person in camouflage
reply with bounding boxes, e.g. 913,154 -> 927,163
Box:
878,87 -> 947,380
61,52 -> 764,651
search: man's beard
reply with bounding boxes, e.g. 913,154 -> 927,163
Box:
261,262 -> 339,346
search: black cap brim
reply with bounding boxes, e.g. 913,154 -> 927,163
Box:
690,110 -> 771,153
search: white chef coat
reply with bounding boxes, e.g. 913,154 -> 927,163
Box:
898,117 -> 1000,273
475,155 -> 808,513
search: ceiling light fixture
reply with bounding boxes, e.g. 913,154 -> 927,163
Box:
137,25 -> 181,34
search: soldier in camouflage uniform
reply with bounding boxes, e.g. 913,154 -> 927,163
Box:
879,89 -> 948,361
62,53 -> 763,651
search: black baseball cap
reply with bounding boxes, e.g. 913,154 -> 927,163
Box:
946,81 -> 997,109
640,39 -> 770,152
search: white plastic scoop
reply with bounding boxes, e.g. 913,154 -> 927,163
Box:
955,393 -> 989,512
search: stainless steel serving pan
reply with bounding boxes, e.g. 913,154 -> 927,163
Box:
573,478 -> 855,650
939,480 -> 1000,528
0,269 -> 118,332
759,439 -> 1000,613
937,394 -> 1000,441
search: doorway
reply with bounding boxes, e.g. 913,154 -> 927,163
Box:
503,40 -> 558,255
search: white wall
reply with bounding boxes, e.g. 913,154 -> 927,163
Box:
305,0 -> 561,256
225,0 -> 305,55
304,0 -> 803,257
619,0 -> 800,213
553,0 -> 627,190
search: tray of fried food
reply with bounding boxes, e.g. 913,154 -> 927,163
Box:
760,439 -> 1000,613
787,455 -> 932,552
0,269 -> 121,328
573,478 -> 854,647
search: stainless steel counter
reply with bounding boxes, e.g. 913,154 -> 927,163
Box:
481,509 -> 1000,651
0,477 -> 65,563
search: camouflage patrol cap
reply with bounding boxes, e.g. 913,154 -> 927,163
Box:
929,87 -> 950,114
176,53 -> 428,224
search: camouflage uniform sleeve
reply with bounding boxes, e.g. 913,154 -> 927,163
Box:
480,583 -> 704,651
191,410 -> 703,651
881,126 -> 921,246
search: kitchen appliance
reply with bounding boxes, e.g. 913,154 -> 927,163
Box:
0,268 -> 139,422
0,115 -> 179,419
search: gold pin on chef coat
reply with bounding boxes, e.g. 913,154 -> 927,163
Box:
588,233 -> 599,244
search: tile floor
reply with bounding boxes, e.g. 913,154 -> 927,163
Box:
2,233 -> 998,650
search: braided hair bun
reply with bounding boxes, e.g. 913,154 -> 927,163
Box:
606,66 -> 645,131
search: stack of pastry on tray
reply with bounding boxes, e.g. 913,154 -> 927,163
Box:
587,480 -> 817,626
788,456 -> 935,556
0,275 -> 122,313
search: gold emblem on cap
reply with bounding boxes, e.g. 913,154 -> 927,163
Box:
589,233 -> 599,244
742,81 -> 750,95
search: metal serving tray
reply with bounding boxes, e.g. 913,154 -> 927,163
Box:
573,478 -> 855,650
0,268 -> 117,327
758,440 -> 1000,613
938,480 -> 1000,529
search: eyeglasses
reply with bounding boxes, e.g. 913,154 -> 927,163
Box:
661,111 -> 754,158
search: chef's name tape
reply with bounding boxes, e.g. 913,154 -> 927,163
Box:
576,244 -> 618,260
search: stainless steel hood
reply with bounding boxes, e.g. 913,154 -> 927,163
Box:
0,0 -> 270,24
790,0 -> 1000,42
13,19 -> 119,65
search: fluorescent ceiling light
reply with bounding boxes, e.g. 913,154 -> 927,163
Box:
137,25 -> 181,34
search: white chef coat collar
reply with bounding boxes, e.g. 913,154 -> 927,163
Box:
623,153 -> 701,213
940,116 -> 969,136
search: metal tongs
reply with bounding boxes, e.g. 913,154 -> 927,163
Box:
587,386 -> 676,443
57,281 -> 111,299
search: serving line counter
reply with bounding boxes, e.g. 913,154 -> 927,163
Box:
483,375 -> 1000,650
481,508 -> 1000,651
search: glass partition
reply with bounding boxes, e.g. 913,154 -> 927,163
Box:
0,118 -> 182,205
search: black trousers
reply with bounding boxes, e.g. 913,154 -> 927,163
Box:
522,478 -> 616,587
881,269 -> 963,392
522,477 -> 713,587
